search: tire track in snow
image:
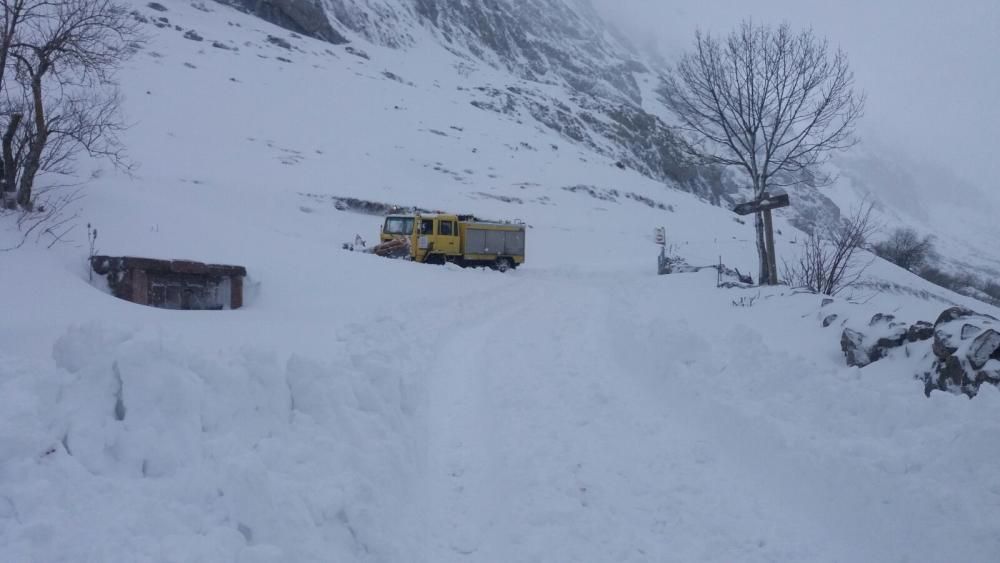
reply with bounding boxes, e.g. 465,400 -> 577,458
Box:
425,297 -> 525,560
424,277 -> 704,562
424,280 -> 605,561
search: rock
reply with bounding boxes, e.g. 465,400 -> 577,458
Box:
870,313 -> 895,326
147,2 -> 168,11
934,306 -> 975,326
183,30 -> 203,41
961,323 -> 982,340
967,329 -> 1000,370
266,34 -> 292,49
822,314 -> 839,328
345,46 -> 370,59
906,321 -> 933,342
975,364 -> 1000,385
841,329 -> 871,367
871,331 -> 907,362
229,0 -> 348,44
933,328 -> 960,360
932,310 -> 996,360
937,356 -> 967,390
839,315 -> 911,367
821,298 -> 834,307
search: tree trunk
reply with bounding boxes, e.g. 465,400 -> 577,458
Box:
17,71 -> 46,209
2,112 -> 22,209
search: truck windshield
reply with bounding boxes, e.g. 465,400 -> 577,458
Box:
384,217 -> 414,235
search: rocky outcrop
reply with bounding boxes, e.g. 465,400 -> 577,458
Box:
838,306 -> 1000,397
220,0 -> 348,43
923,307 -> 1000,396
414,0 -> 643,103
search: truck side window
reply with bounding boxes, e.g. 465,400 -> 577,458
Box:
439,221 -> 453,236
421,220 -> 433,234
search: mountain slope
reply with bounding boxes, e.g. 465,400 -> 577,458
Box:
305,0 -> 999,276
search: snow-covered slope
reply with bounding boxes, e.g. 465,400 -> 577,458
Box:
1,1 -> 999,561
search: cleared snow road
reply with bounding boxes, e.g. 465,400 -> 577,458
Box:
424,275 -> 820,562
422,269 -> 1000,563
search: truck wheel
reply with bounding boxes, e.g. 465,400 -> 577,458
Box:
495,257 -> 513,272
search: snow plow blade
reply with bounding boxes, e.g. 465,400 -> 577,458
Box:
372,238 -> 410,258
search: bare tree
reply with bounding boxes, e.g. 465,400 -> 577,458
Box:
873,227 -> 934,271
663,20 -> 865,285
0,0 -> 139,214
11,0 -> 139,208
783,201 -> 877,296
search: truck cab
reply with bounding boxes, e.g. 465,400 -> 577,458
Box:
413,214 -> 461,263
380,215 -> 415,243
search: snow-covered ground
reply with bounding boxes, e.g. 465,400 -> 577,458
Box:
2,1 -> 999,561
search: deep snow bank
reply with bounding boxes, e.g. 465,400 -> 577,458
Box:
1,320 -> 425,561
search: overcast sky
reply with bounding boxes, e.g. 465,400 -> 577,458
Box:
590,0 -> 1000,195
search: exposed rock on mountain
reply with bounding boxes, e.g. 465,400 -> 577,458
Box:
220,0 -> 349,43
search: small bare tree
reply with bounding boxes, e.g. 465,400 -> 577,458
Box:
663,20 -> 865,285
873,227 -> 934,272
783,202 -> 877,296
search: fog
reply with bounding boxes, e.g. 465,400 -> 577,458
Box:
590,0 -> 1000,200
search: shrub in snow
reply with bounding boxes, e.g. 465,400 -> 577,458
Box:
873,227 -> 935,272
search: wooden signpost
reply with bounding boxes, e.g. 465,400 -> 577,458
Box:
655,227 -> 668,275
732,191 -> 790,285
731,192 -> 790,216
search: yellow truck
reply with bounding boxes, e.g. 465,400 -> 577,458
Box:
377,213 -> 525,271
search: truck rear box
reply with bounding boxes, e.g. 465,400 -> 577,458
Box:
463,226 -> 525,256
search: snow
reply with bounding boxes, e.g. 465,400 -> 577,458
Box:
1,1 -> 999,561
